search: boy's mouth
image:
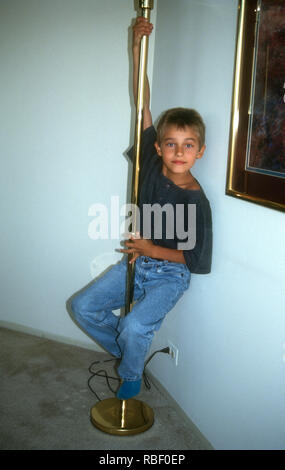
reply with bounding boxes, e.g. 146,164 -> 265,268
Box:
172,160 -> 186,165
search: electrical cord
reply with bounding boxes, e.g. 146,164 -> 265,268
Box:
87,358 -> 121,402
87,347 -> 170,401
142,346 -> 170,390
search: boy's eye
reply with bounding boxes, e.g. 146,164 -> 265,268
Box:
165,143 -> 194,149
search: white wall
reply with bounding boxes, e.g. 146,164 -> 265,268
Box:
147,0 -> 285,450
0,0 -> 156,346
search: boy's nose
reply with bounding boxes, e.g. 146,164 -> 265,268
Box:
176,146 -> 183,156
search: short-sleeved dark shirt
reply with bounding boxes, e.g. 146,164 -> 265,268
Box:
127,125 -> 212,274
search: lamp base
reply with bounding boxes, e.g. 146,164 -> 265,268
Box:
90,397 -> 154,436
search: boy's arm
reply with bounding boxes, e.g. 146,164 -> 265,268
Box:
132,17 -> 153,130
151,245 -> 186,264
121,235 -> 186,265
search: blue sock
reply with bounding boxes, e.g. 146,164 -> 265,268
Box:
116,379 -> 142,400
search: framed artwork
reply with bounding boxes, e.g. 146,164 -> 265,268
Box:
226,0 -> 285,211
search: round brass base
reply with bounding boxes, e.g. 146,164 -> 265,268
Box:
90,397 -> 154,436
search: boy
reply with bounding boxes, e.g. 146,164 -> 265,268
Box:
71,17 -> 212,400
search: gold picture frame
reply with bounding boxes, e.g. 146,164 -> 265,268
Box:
226,0 -> 285,212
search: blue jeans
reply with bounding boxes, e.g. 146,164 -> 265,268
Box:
71,256 -> 190,381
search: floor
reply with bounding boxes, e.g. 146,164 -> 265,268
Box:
0,327 -> 213,450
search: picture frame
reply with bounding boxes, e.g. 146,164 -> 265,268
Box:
226,0 -> 285,212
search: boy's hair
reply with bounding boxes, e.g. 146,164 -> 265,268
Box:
156,107 -> 205,149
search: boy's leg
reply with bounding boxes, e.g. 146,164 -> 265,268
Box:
116,258 -> 190,398
71,259 -> 129,357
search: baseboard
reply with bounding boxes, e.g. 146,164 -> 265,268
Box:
0,320 -> 102,352
145,368 -> 214,450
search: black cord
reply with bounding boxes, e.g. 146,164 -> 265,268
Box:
87,347 -> 170,401
87,358 -> 121,401
142,347 -> 170,390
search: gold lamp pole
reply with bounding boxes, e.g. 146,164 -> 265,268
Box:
90,0 -> 154,436
126,0 -> 154,313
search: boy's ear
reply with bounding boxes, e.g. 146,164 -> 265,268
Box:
154,141 -> 162,157
196,144 -> 206,159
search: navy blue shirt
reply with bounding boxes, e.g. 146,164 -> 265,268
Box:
127,126 -> 212,274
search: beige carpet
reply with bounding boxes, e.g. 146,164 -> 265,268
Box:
0,327 -> 212,450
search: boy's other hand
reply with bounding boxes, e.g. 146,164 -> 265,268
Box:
120,232 -> 155,264
133,16 -> 153,50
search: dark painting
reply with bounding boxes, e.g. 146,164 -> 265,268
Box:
246,0 -> 285,178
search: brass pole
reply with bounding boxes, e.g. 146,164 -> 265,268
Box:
125,0 -> 154,314
90,1 -> 155,436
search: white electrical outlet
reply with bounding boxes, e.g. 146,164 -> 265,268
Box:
168,341 -> 179,366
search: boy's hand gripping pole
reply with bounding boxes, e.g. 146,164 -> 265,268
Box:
125,0 -> 154,315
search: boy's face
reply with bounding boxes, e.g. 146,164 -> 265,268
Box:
154,125 -> 205,178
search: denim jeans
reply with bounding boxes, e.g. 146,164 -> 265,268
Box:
71,256 -> 190,381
